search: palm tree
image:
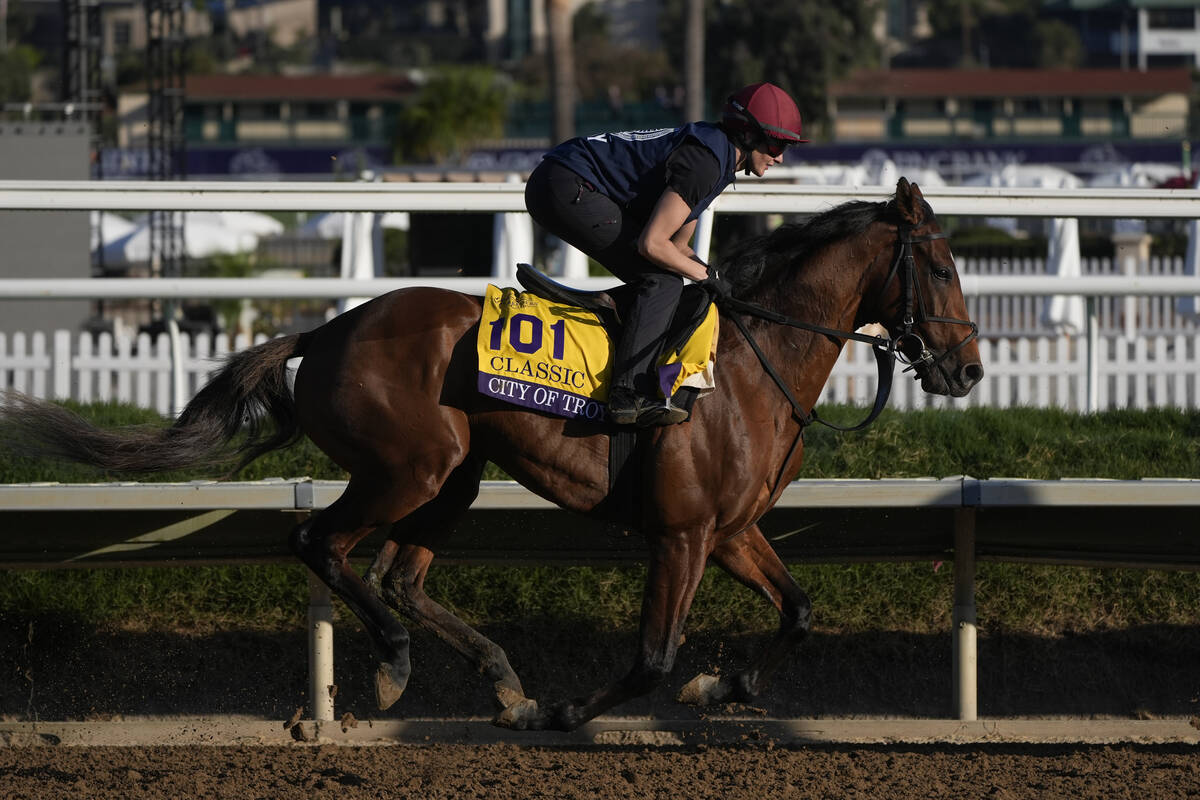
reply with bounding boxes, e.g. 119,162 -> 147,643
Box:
548,0 -> 575,145
684,0 -> 705,121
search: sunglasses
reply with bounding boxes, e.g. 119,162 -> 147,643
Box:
760,138 -> 790,157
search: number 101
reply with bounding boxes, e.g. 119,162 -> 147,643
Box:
489,314 -> 566,360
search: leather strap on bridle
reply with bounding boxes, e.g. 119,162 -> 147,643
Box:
714,218 -> 977,433
722,306 -> 895,432
883,225 -> 979,376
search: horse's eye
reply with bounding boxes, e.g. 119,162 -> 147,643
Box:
931,266 -> 953,282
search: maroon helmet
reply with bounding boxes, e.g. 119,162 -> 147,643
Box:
722,82 -> 808,147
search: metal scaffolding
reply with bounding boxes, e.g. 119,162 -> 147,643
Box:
60,0 -> 104,127
144,0 -> 187,279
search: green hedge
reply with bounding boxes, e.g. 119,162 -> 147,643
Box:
2,403 -> 1197,635
3,402 -> 1197,483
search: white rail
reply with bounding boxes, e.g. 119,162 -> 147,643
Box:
3,179 -> 1200,218
0,274 -> 1199,298
2,180 -> 1199,414
1,477 -> 1197,722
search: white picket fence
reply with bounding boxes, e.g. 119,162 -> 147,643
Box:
826,332 -> 1200,411
961,254 -> 1200,338
0,330 -> 267,416
2,324 -> 1198,415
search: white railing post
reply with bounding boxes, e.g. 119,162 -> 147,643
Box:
694,206 -> 715,264
52,330 -> 71,401
953,507 -> 978,721
1086,297 -> 1100,413
307,570 -> 335,722
167,315 -> 186,418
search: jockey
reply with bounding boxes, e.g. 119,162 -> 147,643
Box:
525,82 -> 807,427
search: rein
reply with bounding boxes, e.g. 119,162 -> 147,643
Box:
716,219 -> 977,433
721,298 -> 894,432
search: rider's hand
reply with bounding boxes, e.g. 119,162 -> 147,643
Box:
699,266 -> 733,302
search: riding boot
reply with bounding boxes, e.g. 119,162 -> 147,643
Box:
608,273 -> 689,426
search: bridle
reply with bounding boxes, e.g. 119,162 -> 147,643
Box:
719,214 -> 977,433
882,222 -> 979,379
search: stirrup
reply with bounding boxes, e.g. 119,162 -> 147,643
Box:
635,403 -> 689,427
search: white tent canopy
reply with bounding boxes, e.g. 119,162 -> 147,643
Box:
963,165 -> 1085,334
100,216 -> 260,266
1087,163 -> 1183,237
185,210 -> 285,238
1087,163 -> 1182,189
90,210 -> 138,252
300,210 -> 409,240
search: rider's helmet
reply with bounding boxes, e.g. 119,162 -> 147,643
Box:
721,82 -> 808,153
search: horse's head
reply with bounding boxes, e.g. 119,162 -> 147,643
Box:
870,178 -> 984,398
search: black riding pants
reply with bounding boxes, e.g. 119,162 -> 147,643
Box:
525,159 -> 683,396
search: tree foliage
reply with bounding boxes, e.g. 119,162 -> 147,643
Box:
0,45 -> 41,104
658,0 -> 878,130
922,0 -> 1083,68
510,2 -> 674,106
392,66 -> 510,165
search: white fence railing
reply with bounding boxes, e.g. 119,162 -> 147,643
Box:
828,333 -> 1200,410
960,255 -> 1200,338
0,330 -> 267,416
3,179 -> 1200,413
4,327 -> 1198,415
3,477 -> 1198,723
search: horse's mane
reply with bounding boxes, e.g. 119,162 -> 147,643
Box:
718,192 -> 929,299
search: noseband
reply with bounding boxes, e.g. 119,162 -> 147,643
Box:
881,223 -> 979,377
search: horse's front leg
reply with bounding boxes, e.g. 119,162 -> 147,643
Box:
679,523 -> 811,706
536,529 -> 712,732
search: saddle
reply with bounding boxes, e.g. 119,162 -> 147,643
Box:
510,264 -> 718,509
514,263 -> 712,360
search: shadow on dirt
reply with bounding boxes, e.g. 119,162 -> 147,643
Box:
4,614 -> 1195,724
2,614 -> 1197,723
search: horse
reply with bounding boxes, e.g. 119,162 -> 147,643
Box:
0,177 -> 982,731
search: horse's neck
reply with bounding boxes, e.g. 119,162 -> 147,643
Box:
734,235 -> 881,411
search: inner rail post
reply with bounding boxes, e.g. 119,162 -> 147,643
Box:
953,506 -> 978,721
307,570 -> 336,722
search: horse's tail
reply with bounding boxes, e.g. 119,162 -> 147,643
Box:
0,332 -> 310,475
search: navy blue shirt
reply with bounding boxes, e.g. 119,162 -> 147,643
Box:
543,122 -> 737,224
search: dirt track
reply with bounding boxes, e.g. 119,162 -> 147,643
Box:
3,613 -> 1199,798
2,741 -> 1199,799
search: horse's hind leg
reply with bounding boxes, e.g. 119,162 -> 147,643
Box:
291,472 -> 458,711
531,528 -> 712,731
680,523 -> 812,706
373,458 -> 537,725
383,544 -> 538,724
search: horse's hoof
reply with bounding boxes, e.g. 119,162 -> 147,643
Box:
375,661 -> 409,710
546,701 -> 585,732
678,673 -> 732,706
494,698 -> 543,730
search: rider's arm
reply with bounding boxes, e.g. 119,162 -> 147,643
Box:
672,219 -> 699,256
635,140 -> 721,281
637,191 -> 708,281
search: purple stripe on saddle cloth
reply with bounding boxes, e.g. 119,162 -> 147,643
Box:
657,363 -> 683,401
478,372 -> 607,422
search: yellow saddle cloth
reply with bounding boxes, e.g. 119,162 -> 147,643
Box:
476,284 -> 718,421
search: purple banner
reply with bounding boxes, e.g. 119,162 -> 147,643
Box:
478,373 -> 607,421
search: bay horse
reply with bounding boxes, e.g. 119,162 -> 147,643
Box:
1,178 -> 982,730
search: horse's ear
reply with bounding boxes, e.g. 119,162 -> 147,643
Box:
895,177 -> 924,225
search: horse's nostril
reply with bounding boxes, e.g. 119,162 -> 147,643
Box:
962,363 -> 985,386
